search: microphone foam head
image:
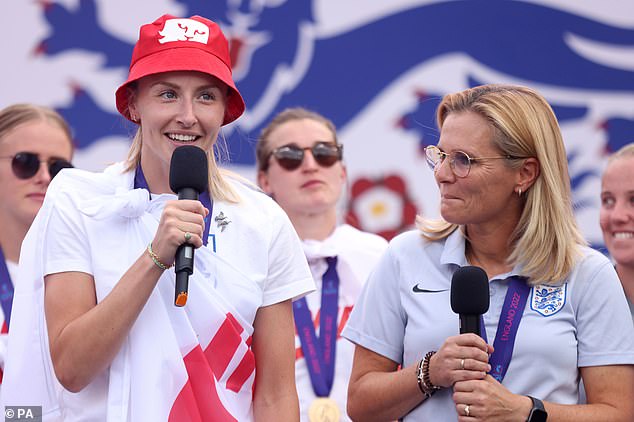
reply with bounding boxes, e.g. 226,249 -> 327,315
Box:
169,146 -> 209,194
451,266 -> 490,315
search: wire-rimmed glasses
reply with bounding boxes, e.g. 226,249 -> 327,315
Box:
424,145 -> 522,178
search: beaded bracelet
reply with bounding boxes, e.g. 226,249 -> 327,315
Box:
147,243 -> 173,271
416,350 -> 441,398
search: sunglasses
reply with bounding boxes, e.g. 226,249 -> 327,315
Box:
424,145 -> 523,178
269,142 -> 343,171
0,152 -> 73,180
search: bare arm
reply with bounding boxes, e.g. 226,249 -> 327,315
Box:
252,299 -> 299,422
545,365 -> 634,421
348,334 -> 491,421
45,199 -> 207,392
347,345 -> 422,421
45,257 -> 162,392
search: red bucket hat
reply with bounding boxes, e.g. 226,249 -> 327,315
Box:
115,14 -> 245,126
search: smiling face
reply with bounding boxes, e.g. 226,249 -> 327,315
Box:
600,156 -> 634,267
434,111 -> 522,228
0,119 -> 73,229
258,118 -> 346,221
128,71 -> 227,192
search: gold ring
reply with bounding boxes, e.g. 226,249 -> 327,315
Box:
460,358 -> 465,370
464,404 -> 470,417
184,232 -> 192,242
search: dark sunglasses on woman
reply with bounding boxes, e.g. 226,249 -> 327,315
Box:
269,141 -> 343,171
0,151 -> 73,180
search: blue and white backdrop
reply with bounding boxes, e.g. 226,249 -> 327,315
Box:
3,0 -> 634,247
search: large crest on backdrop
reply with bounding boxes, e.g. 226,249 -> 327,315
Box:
5,0 -> 634,246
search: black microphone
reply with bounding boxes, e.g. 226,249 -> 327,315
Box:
169,145 -> 209,307
450,266 -> 490,337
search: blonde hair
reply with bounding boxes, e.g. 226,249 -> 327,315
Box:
607,142 -> 634,164
0,103 -> 73,150
256,107 -> 338,172
418,84 -> 585,285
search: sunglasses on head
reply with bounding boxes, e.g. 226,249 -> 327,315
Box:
0,152 -> 73,180
268,142 -> 343,171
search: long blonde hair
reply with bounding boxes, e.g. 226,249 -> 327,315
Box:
419,84 -> 585,285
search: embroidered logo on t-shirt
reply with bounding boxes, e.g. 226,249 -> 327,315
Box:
530,284 -> 566,316
412,283 -> 449,293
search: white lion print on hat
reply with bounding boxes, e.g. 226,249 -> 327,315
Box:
158,19 -> 209,44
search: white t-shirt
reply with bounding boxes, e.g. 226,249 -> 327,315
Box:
343,229 -> 634,422
295,224 -> 387,421
1,164 -> 315,421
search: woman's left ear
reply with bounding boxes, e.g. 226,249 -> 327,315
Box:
257,170 -> 271,195
518,157 -> 540,192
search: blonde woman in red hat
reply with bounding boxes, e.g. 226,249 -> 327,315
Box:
2,15 -> 314,422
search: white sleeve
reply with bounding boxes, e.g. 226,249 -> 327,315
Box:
261,207 -> 314,307
575,254 -> 634,367
341,245 -> 406,364
42,196 -> 92,277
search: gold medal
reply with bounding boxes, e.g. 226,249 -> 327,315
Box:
308,397 -> 341,422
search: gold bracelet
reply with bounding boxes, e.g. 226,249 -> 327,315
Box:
147,243 -> 172,271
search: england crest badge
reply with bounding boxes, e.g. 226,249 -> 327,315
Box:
530,284 -> 566,316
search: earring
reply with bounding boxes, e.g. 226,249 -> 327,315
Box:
130,114 -> 139,123
518,187 -> 522,197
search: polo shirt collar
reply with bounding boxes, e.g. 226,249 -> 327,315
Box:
440,228 -> 469,268
439,227 -> 525,281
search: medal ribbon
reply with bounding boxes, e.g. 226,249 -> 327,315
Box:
294,256 -> 339,397
480,275 -> 530,382
0,247 -> 14,329
134,166 -> 213,246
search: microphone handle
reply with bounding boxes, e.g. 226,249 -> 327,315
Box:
459,314 -> 482,337
174,187 -> 198,307
174,244 -> 194,307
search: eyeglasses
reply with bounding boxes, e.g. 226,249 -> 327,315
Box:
0,152 -> 73,180
269,142 -> 343,171
424,145 -> 523,178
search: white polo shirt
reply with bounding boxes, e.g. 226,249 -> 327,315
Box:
295,224 -> 387,422
342,229 -> 634,421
